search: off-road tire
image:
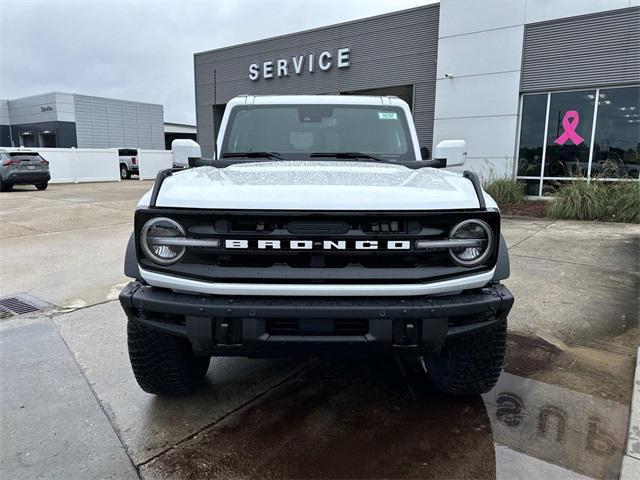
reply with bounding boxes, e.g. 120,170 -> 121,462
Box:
35,183 -> 48,190
120,164 -> 131,180
425,317 -> 507,396
127,320 -> 210,395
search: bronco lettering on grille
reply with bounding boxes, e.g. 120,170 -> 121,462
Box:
224,239 -> 411,250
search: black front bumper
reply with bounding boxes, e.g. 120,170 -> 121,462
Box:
6,171 -> 50,185
119,282 -> 514,357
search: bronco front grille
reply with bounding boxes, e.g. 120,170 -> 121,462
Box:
135,209 -> 500,285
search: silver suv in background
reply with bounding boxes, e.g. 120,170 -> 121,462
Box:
118,148 -> 139,179
0,150 -> 51,192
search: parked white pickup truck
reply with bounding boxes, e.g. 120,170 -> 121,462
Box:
119,95 -> 513,396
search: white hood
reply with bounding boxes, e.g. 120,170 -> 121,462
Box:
143,161 -> 496,211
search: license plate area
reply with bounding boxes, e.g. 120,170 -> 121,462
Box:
266,318 -> 370,336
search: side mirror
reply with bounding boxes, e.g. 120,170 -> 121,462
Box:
420,146 -> 431,160
172,139 -> 202,168
433,140 -> 467,168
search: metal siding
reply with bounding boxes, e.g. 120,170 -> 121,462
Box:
90,97 -> 110,148
107,101 -> 125,146
74,95 -> 95,148
413,82 -> 436,152
150,105 -> 165,149
120,103 -> 137,147
521,6 -> 640,92
6,93 -> 59,124
0,100 -> 9,125
136,104 -> 152,149
195,4 -> 439,156
73,95 -> 164,148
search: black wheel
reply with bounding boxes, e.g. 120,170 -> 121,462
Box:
0,179 -> 12,192
120,164 -> 131,180
424,317 -> 507,396
127,320 -> 210,395
35,183 -> 48,191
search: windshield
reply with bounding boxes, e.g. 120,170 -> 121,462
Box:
221,104 -> 415,162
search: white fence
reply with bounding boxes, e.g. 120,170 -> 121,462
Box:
36,148 -> 120,183
137,150 -> 174,180
4,147 -> 175,183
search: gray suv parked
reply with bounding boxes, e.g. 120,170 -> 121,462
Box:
0,150 -> 51,192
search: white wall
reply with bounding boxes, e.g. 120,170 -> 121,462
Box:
137,150 -> 174,180
434,0 -> 639,180
5,147 -> 174,183
6,148 -> 120,183
434,0 -> 526,181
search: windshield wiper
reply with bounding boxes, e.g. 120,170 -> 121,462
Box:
221,151 -> 283,159
309,152 -> 386,162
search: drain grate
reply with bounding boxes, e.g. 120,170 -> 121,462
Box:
0,295 -> 48,319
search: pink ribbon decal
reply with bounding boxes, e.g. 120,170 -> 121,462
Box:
555,110 -> 584,146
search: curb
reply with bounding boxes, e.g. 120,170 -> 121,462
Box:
621,347 -> 640,479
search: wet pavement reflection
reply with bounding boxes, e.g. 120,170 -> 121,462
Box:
141,333 -> 634,480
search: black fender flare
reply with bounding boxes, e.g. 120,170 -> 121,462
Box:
124,232 -> 141,279
492,234 -> 510,281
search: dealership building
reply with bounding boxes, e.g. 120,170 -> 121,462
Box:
194,0 -> 639,195
0,92 -> 166,150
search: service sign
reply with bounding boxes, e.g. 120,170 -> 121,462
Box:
249,47 -> 350,81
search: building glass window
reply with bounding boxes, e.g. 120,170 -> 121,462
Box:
592,86 -> 640,179
516,85 -> 640,195
517,94 -> 547,178
544,90 -> 595,178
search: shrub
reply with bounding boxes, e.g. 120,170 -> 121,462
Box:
483,178 -> 526,205
547,180 -> 607,220
610,181 -> 640,223
547,180 -> 639,223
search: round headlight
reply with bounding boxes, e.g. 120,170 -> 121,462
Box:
140,217 -> 186,265
448,219 -> 493,267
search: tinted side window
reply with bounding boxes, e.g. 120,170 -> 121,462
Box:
592,86 -> 640,179
517,94 -> 547,177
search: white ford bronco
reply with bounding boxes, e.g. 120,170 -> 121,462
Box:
120,95 -> 513,396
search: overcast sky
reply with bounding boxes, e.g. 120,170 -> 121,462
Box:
0,0 -> 435,124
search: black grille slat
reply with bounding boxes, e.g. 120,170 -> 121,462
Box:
266,319 -> 299,335
334,319 -> 369,335
187,250 -> 447,269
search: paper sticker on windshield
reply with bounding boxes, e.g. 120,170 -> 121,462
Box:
378,112 -> 398,120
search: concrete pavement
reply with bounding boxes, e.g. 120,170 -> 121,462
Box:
1,181 -> 638,479
0,181 -> 149,309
